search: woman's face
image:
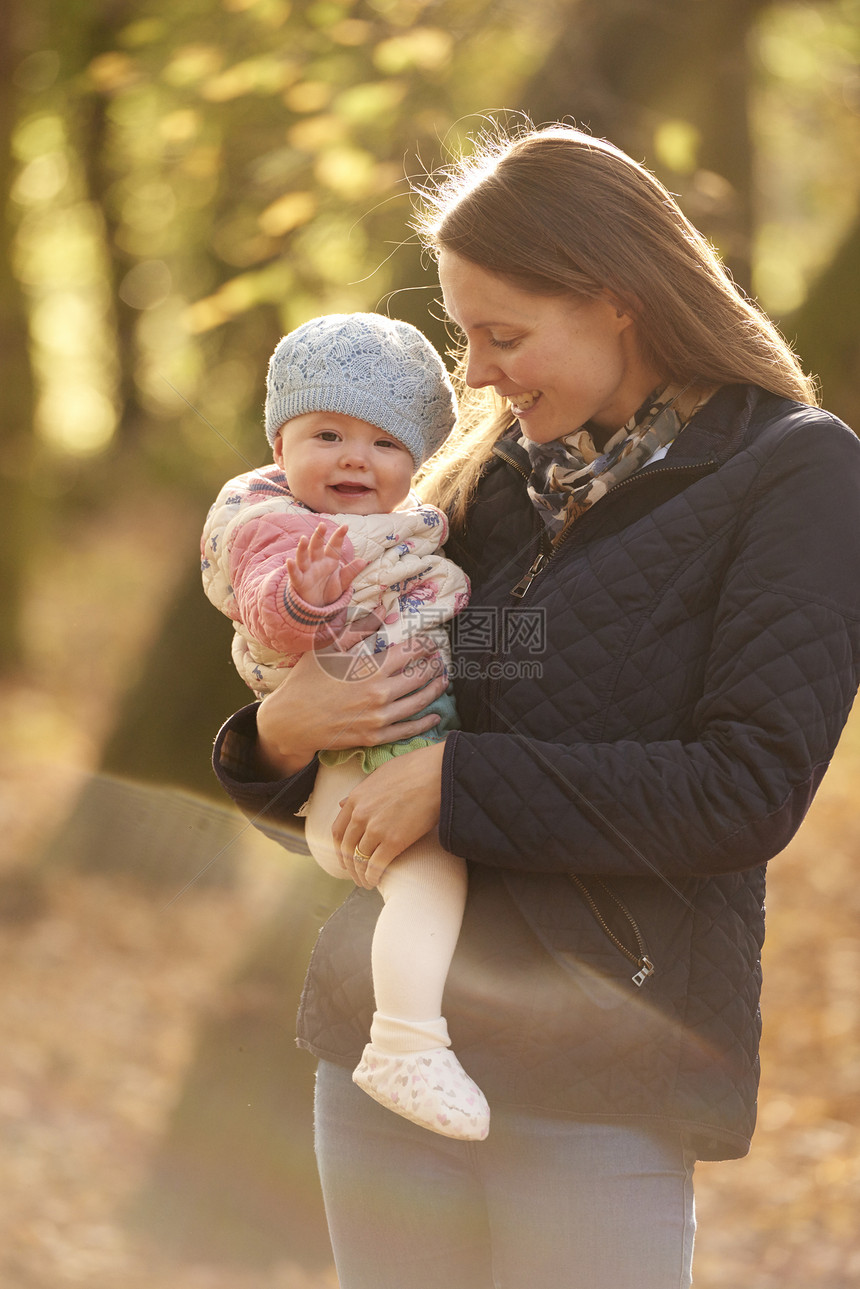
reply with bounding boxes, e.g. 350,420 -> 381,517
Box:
438,251 -> 663,443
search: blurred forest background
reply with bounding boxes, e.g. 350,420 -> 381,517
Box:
1,0 -> 859,1284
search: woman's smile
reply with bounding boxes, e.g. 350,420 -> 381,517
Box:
508,389 -> 541,415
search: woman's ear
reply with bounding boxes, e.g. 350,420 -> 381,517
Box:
601,288 -> 637,323
599,290 -> 640,337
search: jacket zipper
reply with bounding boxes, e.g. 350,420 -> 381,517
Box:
487,447 -> 714,979
491,442 -> 554,598
570,875 -> 655,987
506,459 -> 717,599
492,442 -> 674,984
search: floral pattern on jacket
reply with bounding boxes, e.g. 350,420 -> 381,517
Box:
201,464 -> 470,694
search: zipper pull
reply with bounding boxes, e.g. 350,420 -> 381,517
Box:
631,956 -> 654,988
511,552 -> 547,598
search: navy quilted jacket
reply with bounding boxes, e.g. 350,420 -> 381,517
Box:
214,384 -> 860,1160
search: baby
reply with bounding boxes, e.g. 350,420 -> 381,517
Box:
201,313 -> 489,1140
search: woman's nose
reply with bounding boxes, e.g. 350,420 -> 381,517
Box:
464,344 -> 501,390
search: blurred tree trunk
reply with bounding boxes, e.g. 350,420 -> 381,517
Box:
0,0 -> 38,670
50,560 -> 252,887
101,561 -> 251,795
129,865 -> 338,1271
38,0 -> 255,884
519,0 -> 771,291
72,0 -> 150,451
0,0 -> 149,673
53,0 -> 265,811
785,213 -> 860,430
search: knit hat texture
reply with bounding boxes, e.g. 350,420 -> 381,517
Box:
265,313 -> 456,467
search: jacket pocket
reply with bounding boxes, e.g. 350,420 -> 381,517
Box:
501,872 -> 654,1012
569,876 -> 655,989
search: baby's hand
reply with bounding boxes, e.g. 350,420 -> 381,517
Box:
286,522 -> 366,608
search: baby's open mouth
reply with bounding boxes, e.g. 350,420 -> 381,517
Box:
332,483 -> 371,494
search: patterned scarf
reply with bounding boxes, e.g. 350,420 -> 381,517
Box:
517,383 -> 702,537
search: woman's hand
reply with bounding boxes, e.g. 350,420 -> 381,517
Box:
255,638 -> 448,779
333,742 -> 446,889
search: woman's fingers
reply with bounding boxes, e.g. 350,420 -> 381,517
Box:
340,832 -> 378,889
348,648 -> 448,743
371,635 -> 446,686
332,745 -> 445,887
333,806 -> 390,890
331,797 -> 371,886
255,636 -> 449,778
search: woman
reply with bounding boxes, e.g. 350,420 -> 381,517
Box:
213,124 -> 860,1288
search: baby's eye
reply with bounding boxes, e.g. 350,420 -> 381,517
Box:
316,430 -> 340,441
376,438 -> 404,450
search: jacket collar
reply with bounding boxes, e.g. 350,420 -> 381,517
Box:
661,383 -> 760,467
492,384 -> 778,479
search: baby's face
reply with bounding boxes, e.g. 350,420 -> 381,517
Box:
274,411 -> 414,515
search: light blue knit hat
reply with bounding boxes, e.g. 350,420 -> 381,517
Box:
264,313 -> 457,467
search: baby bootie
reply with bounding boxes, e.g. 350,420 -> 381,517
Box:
352,1044 -> 490,1141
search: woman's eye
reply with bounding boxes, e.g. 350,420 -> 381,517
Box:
489,336 -> 519,350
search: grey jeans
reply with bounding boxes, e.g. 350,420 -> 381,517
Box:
314,1059 -> 696,1289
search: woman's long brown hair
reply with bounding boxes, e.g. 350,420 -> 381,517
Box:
413,123 -> 817,527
